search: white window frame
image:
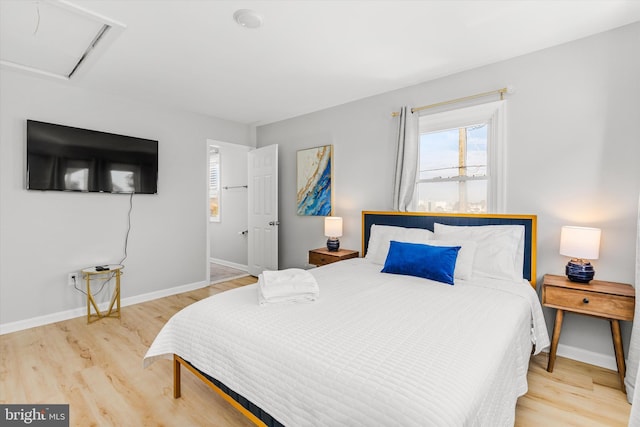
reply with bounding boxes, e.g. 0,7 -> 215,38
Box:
416,100 -> 507,213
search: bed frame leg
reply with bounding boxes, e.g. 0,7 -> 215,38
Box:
173,354 -> 181,398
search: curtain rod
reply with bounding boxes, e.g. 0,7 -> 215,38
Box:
391,87 -> 508,117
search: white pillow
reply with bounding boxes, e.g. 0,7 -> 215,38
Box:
433,223 -> 525,281
366,224 -> 434,265
426,240 -> 478,281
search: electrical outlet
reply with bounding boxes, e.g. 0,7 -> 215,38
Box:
68,272 -> 79,286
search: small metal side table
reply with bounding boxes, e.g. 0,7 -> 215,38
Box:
81,265 -> 123,324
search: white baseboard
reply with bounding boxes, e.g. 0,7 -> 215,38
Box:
551,343 -> 618,371
210,258 -> 248,272
0,280 -> 208,335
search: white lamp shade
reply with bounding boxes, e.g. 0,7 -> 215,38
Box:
324,217 -> 343,238
559,226 -> 601,260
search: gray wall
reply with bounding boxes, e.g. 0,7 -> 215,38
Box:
0,70 -> 252,327
257,23 -> 640,368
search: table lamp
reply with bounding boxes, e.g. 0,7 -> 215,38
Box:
559,226 -> 601,283
324,217 -> 343,251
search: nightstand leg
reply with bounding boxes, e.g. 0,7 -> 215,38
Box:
610,319 -> 626,393
547,309 -> 564,372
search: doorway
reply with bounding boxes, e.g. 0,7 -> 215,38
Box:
206,140 -> 251,282
210,261 -> 248,284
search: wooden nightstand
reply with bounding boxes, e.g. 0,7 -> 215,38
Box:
309,248 -> 359,266
542,273 -> 635,391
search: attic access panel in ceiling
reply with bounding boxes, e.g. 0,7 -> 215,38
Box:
0,0 -> 125,80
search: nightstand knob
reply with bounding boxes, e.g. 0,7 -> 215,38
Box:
583,297 -> 589,304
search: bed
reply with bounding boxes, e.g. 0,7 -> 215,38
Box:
144,211 -> 550,426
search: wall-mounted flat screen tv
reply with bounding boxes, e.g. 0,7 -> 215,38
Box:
27,120 -> 158,194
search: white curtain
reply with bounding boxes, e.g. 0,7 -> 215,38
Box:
626,193 -> 640,427
392,106 -> 419,211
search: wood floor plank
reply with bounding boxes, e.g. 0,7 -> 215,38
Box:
0,275 -> 631,426
516,353 -> 630,426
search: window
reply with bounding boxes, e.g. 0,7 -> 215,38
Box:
110,163 -> 139,193
414,101 -> 506,213
416,124 -> 488,212
111,170 -> 135,193
209,146 -> 220,222
64,167 -> 88,191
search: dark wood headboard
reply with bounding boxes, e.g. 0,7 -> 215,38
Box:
361,211 -> 537,287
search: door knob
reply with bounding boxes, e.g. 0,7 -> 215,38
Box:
268,221 -> 280,226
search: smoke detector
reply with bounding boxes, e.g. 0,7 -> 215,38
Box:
233,9 -> 262,29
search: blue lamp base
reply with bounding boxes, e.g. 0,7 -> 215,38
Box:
565,259 -> 595,283
326,238 -> 340,252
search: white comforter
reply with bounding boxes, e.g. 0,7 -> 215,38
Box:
144,258 -> 549,426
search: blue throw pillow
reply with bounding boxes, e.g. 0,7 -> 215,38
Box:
381,240 -> 461,285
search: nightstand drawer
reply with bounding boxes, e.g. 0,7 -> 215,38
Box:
544,285 -> 634,320
309,251 -> 335,266
308,248 -> 359,266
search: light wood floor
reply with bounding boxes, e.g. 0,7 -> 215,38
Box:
210,262 -> 248,284
0,276 -> 631,426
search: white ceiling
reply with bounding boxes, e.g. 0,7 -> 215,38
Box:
2,0 -> 639,125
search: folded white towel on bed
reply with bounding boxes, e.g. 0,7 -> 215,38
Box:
258,268 -> 319,305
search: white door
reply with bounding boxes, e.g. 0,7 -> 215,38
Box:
248,145 -> 278,276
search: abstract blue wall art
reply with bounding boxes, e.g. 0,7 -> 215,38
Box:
296,145 -> 333,216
